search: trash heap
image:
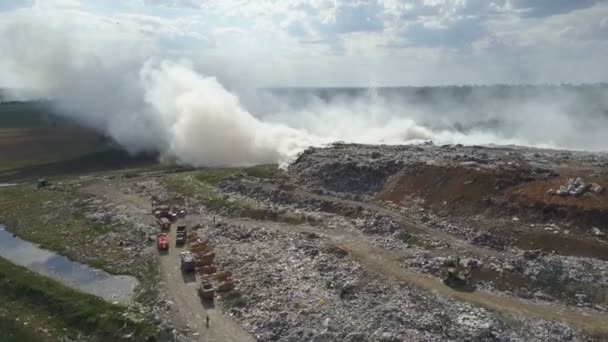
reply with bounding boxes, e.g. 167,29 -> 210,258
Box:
548,177 -> 604,197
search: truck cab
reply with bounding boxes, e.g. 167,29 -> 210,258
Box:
176,225 -> 187,246
156,233 -> 169,251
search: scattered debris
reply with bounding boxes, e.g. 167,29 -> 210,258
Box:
549,177 -> 604,197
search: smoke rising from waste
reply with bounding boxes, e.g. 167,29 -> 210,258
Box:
1,18 -> 607,168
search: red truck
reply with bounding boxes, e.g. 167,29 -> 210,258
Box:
157,233 -> 169,251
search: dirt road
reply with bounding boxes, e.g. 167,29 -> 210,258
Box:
240,179 -> 506,258
84,180 -> 608,338
159,218 -> 255,342
82,181 -> 255,342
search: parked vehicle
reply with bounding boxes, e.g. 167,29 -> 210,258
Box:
176,225 -> 187,246
180,251 -> 196,273
198,281 -> 214,301
157,233 -> 169,251
157,217 -> 171,231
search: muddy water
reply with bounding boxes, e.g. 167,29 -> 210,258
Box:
0,225 -> 138,304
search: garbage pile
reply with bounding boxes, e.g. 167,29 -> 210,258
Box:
197,222 -> 588,341
547,177 -> 604,197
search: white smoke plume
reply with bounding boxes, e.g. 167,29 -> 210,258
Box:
0,18 -> 434,167
1,16 -> 607,169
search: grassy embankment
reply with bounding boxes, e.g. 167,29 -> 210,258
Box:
0,256 -> 155,342
161,164 -> 286,219
0,184 -> 159,341
0,184 -> 132,274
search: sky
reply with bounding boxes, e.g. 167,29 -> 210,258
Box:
1,0 -> 607,87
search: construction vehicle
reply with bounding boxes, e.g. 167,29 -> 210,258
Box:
156,233 -> 169,251
169,210 -> 178,222
36,179 -> 48,189
152,205 -> 169,218
176,225 -> 187,246
198,281 -> 214,301
180,251 -> 196,273
157,217 -> 171,231
442,256 -> 471,288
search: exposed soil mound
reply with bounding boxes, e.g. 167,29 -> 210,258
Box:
506,175 -> 608,226
376,163 -> 526,213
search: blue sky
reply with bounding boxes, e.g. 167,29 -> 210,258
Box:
1,0 -> 607,86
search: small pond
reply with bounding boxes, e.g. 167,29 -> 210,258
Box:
0,225 -> 138,304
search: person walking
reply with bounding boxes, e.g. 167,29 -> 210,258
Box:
206,315 -> 209,328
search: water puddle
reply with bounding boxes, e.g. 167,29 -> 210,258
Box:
0,225 -> 138,304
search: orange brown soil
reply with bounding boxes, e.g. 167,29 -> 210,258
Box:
377,162 -> 608,226
376,163 -> 528,212
505,174 -> 608,226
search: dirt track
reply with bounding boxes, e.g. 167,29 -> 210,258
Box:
84,180 -> 608,338
159,217 -> 255,342
240,179 -> 507,258
82,182 -> 255,342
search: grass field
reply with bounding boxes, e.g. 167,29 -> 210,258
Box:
0,101 -> 158,180
161,164 -> 297,222
0,101 -> 61,128
0,101 -> 110,174
0,256 -> 155,342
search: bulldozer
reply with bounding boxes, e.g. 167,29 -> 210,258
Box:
442,256 -> 472,288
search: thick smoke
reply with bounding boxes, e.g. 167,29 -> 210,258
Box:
0,19 -> 328,167
0,18 -> 434,167
1,18 -> 607,168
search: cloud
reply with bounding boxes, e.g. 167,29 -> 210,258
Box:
0,0 -> 607,86
0,0 -> 33,12
141,0 -> 201,8
320,1 -> 384,34
396,17 -> 486,48
511,0 -> 600,18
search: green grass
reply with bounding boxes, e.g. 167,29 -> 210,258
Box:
194,168 -> 241,185
0,131 -> 111,173
134,257 -> 161,307
162,165 -> 288,220
0,100 -> 112,173
0,185 -> 129,275
192,164 -> 282,186
0,257 -> 155,342
162,173 -> 267,219
0,299 -> 75,342
243,164 -> 283,179
0,315 -> 49,342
